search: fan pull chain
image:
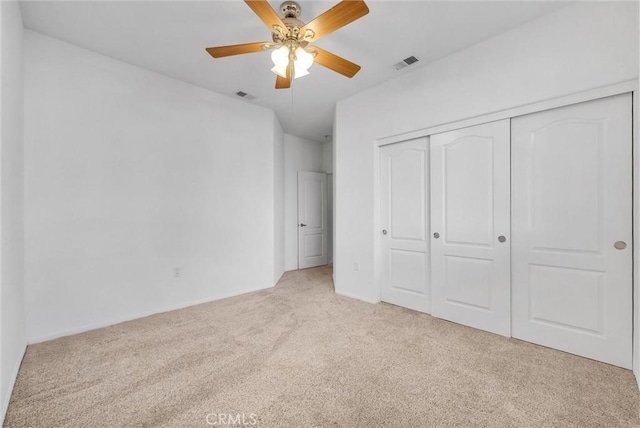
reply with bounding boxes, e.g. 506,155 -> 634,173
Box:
290,83 -> 294,110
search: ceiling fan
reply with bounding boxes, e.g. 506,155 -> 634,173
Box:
206,0 -> 369,89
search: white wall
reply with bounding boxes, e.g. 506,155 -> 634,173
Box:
334,1 -> 638,303
322,140 -> 332,174
273,118 -> 285,283
283,133 -> 323,271
24,31 -> 283,342
0,1 -> 26,422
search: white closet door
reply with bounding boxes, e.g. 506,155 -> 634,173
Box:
380,137 -> 430,313
430,120 -> 511,336
511,94 -> 632,369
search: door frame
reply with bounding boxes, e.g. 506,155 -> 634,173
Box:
297,170 -> 328,269
372,79 -> 639,384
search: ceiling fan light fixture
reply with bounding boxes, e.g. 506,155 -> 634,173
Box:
271,64 -> 288,78
271,45 -> 290,67
292,46 -> 313,79
294,47 -> 314,70
206,0 -> 369,89
293,64 -> 310,79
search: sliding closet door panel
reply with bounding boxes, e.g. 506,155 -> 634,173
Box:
430,120 -> 511,336
380,137 -> 430,313
511,93 -> 632,369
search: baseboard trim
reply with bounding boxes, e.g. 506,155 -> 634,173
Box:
28,284 -> 274,344
335,289 -> 380,305
274,270 -> 285,285
1,342 -> 27,425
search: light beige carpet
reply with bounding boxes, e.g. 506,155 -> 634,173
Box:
5,266 -> 640,427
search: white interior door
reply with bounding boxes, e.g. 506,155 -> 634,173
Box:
380,137 -> 430,313
430,120 -> 511,336
298,171 -> 327,269
511,94 -> 632,368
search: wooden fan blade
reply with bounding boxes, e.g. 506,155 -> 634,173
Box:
275,75 -> 290,89
245,0 -> 287,35
275,60 -> 293,89
206,42 -> 274,58
309,47 -> 361,78
300,0 -> 369,42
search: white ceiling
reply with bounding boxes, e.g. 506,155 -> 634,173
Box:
20,1 -> 569,142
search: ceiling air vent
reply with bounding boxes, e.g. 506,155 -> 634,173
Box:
235,91 -> 256,100
393,56 -> 419,71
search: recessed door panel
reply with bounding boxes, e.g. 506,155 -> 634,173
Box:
530,120 -> 602,253
431,119 -> 511,336
304,180 -> 324,228
528,264 -> 602,334
380,137 -> 430,313
390,249 -> 427,294
444,137 -> 494,247
511,93 -> 632,368
390,150 -> 426,241
443,256 -> 492,310
304,233 -> 324,258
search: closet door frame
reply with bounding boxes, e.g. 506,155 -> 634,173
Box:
372,79 -> 638,381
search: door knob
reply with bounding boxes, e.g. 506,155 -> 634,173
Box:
498,236 -> 506,243
300,223 -> 307,227
382,229 -> 387,235
433,232 -> 440,239
614,241 -> 627,250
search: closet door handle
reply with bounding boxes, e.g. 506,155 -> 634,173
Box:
433,232 -> 440,239
614,241 -> 627,250
498,235 -> 506,243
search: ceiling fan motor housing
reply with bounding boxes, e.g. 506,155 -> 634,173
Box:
280,1 -> 301,18
272,1 -> 305,43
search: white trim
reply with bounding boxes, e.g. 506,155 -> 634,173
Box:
335,290 -> 380,305
377,79 -> 638,147
274,271 -> 285,285
633,89 -> 639,387
373,137 -> 382,304
1,344 -> 26,424
27,284 -> 274,344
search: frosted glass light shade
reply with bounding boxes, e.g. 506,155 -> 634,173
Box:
270,45 -> 314,80
271,46 -> 290,67
293,64 -> 309,79
294,47 -> 313,70
271,64 -> 288,78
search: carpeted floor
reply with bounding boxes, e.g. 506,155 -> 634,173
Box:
4,266 -> 640,427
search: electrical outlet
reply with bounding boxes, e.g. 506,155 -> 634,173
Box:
173,267 -> 181,278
